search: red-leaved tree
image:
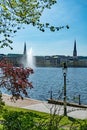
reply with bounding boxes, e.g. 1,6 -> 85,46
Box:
0,58 -> 33,100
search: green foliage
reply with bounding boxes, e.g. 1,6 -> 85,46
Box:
0,91 -> 5,112
3,110 -> 48,130
0,0 -> 69,48
0,124 -> 3,130
0,92 -> 5,130
0,0 -> 56,48
1,105 -> 87,130
71,120 -> 87,130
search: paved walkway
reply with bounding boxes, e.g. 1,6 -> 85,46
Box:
2,94 -> 87,119
22,102 -> 87,119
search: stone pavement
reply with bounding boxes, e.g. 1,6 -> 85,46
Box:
2,94 -> 87,119
22,101 -> 87,119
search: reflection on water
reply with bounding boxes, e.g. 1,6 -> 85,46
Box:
29,67 -> 87,105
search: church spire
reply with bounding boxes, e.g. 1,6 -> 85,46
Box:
22,42 -> 27,67
23,42 -> 27,55
73,40 -> 77,57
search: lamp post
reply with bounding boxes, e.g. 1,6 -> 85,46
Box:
62,62 -> 67,116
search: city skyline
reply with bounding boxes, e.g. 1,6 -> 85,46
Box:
0,0 -> 87,56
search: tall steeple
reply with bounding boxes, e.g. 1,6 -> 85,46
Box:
22,42 -> 27,67
73,40 -> 77,57
23,42 -> 27,55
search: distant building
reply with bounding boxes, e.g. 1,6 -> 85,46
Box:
73,40 -> 77,59
0,40 -> 87,67
23,42 -> 27,55
22,42 -> 27,67
0,43 -> 26,66
6,53 -> 23,66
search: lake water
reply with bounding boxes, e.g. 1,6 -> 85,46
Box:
1,67 -> 87,105
28,67 -> 87,105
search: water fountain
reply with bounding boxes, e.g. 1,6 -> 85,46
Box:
22,47 -> 35,69
26,47 -> 35,68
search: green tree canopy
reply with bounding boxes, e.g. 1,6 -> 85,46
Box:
0,0 -> 69,48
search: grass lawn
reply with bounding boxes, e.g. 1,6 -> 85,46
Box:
0,124 -> 3,130
0,105 -> 87,130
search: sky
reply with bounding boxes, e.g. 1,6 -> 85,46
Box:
0,0 -> 87,56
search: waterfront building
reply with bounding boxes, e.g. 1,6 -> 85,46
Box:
0,41 -> 87,67
6,53 -> 23,66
